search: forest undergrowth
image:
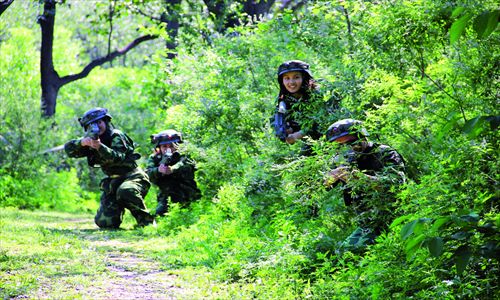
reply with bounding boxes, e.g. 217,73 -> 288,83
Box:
1,1 -> 498,299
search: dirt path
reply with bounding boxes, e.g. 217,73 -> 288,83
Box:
42,216 -> 196,300
89,242 -> 185,300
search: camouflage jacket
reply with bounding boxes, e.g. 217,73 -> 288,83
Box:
64,129 -> 139,177
335,142 -> 406,229
146,151 -> 200,198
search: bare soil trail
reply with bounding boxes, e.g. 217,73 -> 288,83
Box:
36,215 -> 198,300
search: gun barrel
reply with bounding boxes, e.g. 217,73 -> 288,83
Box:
86,122 -> 100,139
40,144 -> 65,154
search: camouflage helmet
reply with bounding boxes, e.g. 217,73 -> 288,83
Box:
326,119 -> 368,142
151,129 -> 183,146
277,60 -> 312,77
78,107 -> 112,128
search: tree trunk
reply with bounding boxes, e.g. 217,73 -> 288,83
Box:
38,0 -> 62,117
37,0 -> 158,117
0,0 -> 14,17
161,0 -> 181,59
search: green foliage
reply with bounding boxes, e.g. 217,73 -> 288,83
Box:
397,212 -> 499,274
2,0 -> 499,298
0,168 -> 97,212
450,6 -> 500,43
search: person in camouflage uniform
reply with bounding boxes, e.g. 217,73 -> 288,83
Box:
324,119 -> 406,252
146,129 -> 201,216
64,107 -> 154,229
272,60 -> 342,154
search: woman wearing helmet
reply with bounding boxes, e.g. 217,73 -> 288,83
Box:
64,107 -> 154,229
146,129 -> 201,216
273,60 -> 341,154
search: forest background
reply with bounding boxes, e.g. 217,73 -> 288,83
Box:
1,0 -> 498,298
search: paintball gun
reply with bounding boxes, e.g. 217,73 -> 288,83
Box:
85,122 -> 100,140
273,101 -> 288,141
326,149 -> 357,188
160,149 -> 181,168
333,149 -> 357,166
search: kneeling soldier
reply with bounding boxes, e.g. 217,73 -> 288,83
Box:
65,107 -> 154,228
146,130 -> 201,216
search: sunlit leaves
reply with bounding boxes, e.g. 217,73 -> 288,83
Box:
450,11 -> 473,44
400,212 -> 499,276
450,7 -> 499,43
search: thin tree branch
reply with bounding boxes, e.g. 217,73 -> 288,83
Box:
125,3 -> 162,22
340,5 -> 352,36
107,0 -> 115,61
418,65 -> 467,122
59,34 -> 158,86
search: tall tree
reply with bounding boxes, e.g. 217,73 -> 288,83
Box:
37,0 -> 158,117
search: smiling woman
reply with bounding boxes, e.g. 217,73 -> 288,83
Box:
271,60 -> 343,154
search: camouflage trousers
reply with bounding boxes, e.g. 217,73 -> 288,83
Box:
95,169 -> 154,228
154,187 -> 200,216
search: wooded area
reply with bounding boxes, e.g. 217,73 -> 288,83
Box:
1,0 -> 498,298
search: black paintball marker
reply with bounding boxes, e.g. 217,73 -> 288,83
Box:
85,122 -> 100,140
273,101 -> 288,141
332,149 -> 357,170
160,150 -> 181,167
327,149 -> 357,188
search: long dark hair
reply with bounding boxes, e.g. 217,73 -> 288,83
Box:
278,71 -> 318,100
99,119 -> 114,147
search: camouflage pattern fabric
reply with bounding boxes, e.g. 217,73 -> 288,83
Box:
94,169 -> 152,228
65,129 -> 154,228
146,152 -> 201,216
335,142 -> 406,251
64,129 -> 138,176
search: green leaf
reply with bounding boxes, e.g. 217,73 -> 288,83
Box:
391,215 -> 413,229
405,234 -> 426,255
454,245 -> 472,275
451,231 -> 471,240
468,115 -> 500,135
431,217 -> 450,232
451,7 -> 465,18
413,218 -> 428,235
474,10 -> 500,38
479,242 -> 499,258
427,237 -> 444,257
463,116 -> 487,137
435,113 -> 460,143
460,212 -> 479,224
401,220 -> 418,240
450,13 -> 473,44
